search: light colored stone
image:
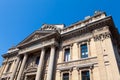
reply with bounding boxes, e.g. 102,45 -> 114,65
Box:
0,11 -> 120,80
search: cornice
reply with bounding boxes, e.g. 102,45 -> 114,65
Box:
61,16 -> 113,41
17,31 -> 60,48
61,12 -> 106,34
2,51 -> 18,58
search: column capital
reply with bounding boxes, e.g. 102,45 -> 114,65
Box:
16,54 -> 21,57
50,44 -> 56,49
24,53 -> 28,56
41,47 -> 45,51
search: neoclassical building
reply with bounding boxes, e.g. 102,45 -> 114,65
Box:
0,11 -> 120,80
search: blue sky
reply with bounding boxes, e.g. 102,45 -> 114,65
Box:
0,0 -> 120,65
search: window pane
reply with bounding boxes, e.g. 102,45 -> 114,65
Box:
64,48 -> 70,62
36,56 -> 40,65
63,73 -> 69,80
82,71 -> 90,80
81,44 -> 88,58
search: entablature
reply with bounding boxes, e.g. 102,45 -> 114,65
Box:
19,38 -> 58,54
61,16 -> 113,42
17,30 -> 60,48
2,51 -> 18,58
61,12 -> 106,34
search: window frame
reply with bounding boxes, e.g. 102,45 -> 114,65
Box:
81,70 -> 90,80
64,48 -> 70,62
63,73 -> 69,80
80,43 -> 88,58
78,41 -> 89,59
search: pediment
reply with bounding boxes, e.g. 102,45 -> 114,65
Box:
17,30 -> 53,46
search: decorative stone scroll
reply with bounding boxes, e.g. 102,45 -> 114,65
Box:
57,66 -> 73,72
76,63 -> 94,70
94,32 -> 111,41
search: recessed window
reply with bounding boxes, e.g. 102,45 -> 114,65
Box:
6,63 -> 12,72
81,44 -> 88,58
81,71 -> 90,80
35,56 -> 40,65
64,48 -> 70,62
63,73 -> 69,80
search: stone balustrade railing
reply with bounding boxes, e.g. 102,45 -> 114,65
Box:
61,13 -> 106,34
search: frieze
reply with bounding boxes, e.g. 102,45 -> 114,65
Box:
94,32 -> 111,41
62,33 -> 92,47
19,38 -> 57,54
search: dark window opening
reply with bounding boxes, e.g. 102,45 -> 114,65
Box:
63,73 -> 69,80
81,44 -> 88,58
64,48 -> 70,62
35,56 -> 40,65
82,71 -> 90,80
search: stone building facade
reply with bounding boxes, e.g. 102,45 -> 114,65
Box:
0,11 -> 120,80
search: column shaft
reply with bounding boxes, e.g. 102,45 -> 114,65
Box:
4,62 -> 9,73
46,46 -> 55,80
17,54 -> 28,80
35,48 -> 45,80
10,56 -> 20,80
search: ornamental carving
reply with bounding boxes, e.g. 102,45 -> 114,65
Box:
94,32 -> 111,41
25,67 -> 37,73
31,34 -> 41,41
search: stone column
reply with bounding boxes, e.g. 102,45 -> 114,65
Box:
46,45 -> 55,80
17,53 -> 28,80
25,75 -> 27,80
4,62 -> 9,73
35,48 -> 45,80
10,56 -> 21,80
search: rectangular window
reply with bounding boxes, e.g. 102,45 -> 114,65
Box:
6,63 -> 12,72
81,71 -> 90,80
63,73 -> 69,80
64,48 -> 70,62
35,56 -> 40,65
81,44 -> 88,58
